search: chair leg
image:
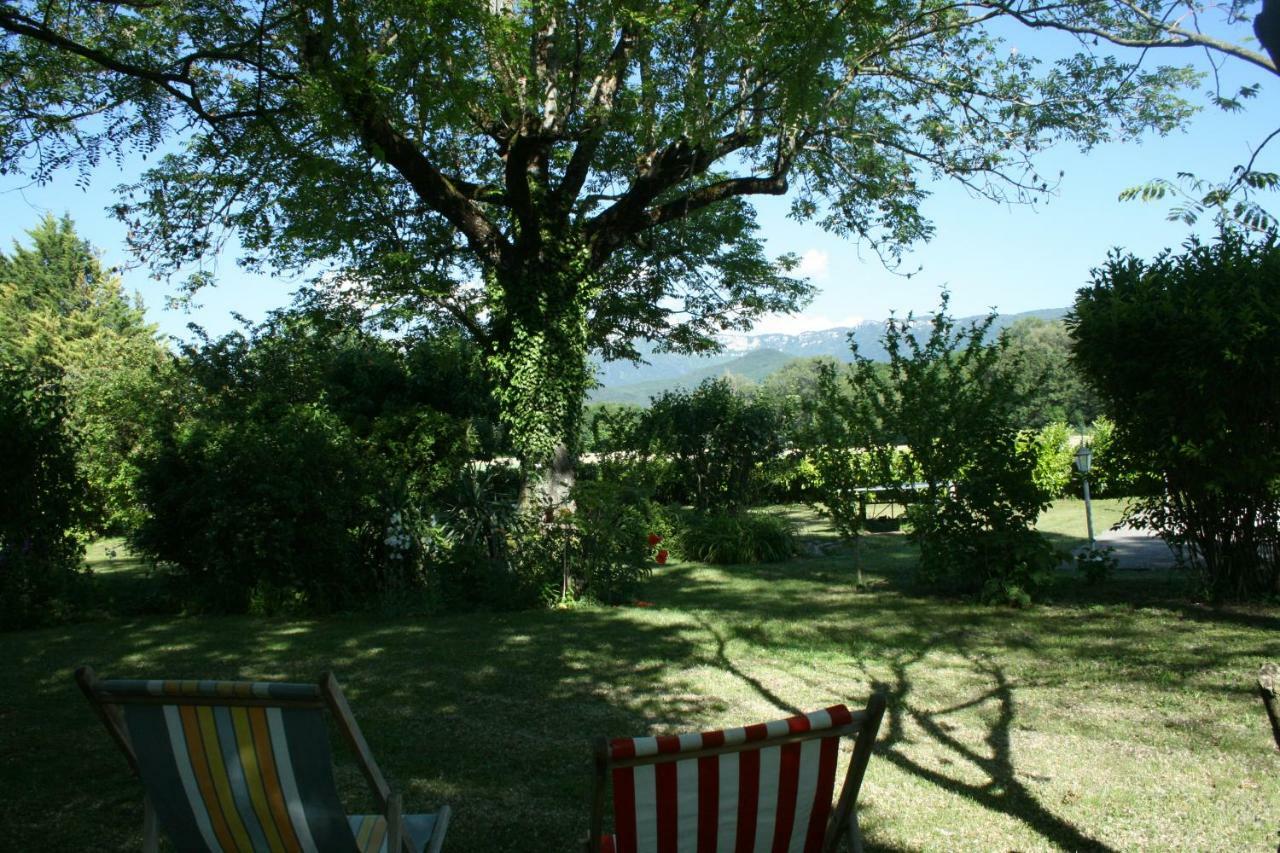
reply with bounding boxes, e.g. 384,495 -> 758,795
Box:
142,796 -> 159,853
847,808 -> 863,853
386,792 -> 403,853
426,804 -> 452,853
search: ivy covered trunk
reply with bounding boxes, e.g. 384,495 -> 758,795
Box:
487,239 -> 596,510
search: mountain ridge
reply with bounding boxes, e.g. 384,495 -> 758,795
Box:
591,306 -> 1067,404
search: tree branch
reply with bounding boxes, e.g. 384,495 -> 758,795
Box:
0,7 -> 185,90
555,23 -> 635,213
643,173 -> 789,230
974,0 -> 1277,75
584,129 -> 761,259
300,17 -> 511,269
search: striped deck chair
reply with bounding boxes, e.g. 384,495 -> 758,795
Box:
586,693 -> 886,853
76,667 -> 451,853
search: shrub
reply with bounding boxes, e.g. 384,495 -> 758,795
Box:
564,481 -> 660,603
131,309 -> 490,612
673,510 -> 795,565
1070,233 -> 1280,599
1021,421 -> 1075,499
1086,417 -> 1141,498
431,463 -> 534,609
755,450 -> 815,505
0,361 -> 87,628
639,379 -> 785,512
1075,545 -> 1118,585
816,292 -> 1057,602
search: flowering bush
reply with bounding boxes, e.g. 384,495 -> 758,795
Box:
645,532 -> 669,565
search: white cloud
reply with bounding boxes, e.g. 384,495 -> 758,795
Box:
796,248 -> 830,282
747,311 -> 865,336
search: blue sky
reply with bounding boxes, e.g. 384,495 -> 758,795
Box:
1,32 -> 1275,342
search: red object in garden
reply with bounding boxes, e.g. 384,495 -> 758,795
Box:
647,532 -> 663,546
656,549 -> 669,565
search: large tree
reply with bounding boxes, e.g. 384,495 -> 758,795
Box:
0,0 -> 1212,492
998,316 -> 1099,429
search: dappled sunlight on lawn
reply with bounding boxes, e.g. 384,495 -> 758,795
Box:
4,509 -> 1278,850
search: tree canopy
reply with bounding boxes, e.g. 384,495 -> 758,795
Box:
0,0 -> 1215,468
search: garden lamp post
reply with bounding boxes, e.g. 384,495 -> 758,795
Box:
1074,443 -> 1095,547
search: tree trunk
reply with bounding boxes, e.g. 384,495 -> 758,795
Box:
521,440 -> 577,513
487,243 -> 595,512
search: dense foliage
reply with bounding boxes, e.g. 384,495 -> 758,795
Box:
0,0 -> 1206,483
130,307 -> 498,612
670,510 -> 795,565
1085,417 -> 1140,498
999,318 -> 1101,429
544,481 -> 662,604
821,294 -> 1057,604
0,215 -> 165,532
0,361 -> 86,629
639,378 -> 785,512
1070,232 -> 1280,599
1022,421 -> 1076,499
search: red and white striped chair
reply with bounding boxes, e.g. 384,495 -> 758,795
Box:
586,692 -> 887,853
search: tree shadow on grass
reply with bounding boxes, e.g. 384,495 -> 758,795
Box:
686,612 -> 1117,852
866,641 -> 1118,853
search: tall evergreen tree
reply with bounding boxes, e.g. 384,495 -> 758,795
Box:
0,215 -> 165,531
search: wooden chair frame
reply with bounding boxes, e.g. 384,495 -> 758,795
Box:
586,691 -> 887,853
1260,663 -> 1280,751
76,666 -> 451,853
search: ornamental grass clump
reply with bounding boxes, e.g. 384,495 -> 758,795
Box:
675,511 -> 795,565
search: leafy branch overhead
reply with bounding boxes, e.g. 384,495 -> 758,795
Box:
0,0 -> 1220,462
962,0 -> 1280,235
2,2 -> 1204,313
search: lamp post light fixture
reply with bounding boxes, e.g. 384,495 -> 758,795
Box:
1074,442 -> 1095,547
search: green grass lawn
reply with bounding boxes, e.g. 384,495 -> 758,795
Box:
1035,497 -> 1130,551
3,506 -> 1277,851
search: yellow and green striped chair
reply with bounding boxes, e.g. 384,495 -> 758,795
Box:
76,667 -> 451,853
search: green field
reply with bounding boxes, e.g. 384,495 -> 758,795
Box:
3,504 -> 1277,851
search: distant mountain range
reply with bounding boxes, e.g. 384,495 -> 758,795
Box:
590,307 -> 1067,405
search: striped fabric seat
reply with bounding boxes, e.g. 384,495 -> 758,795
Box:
77,670 -> 450,853
587,695 -> 885,853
